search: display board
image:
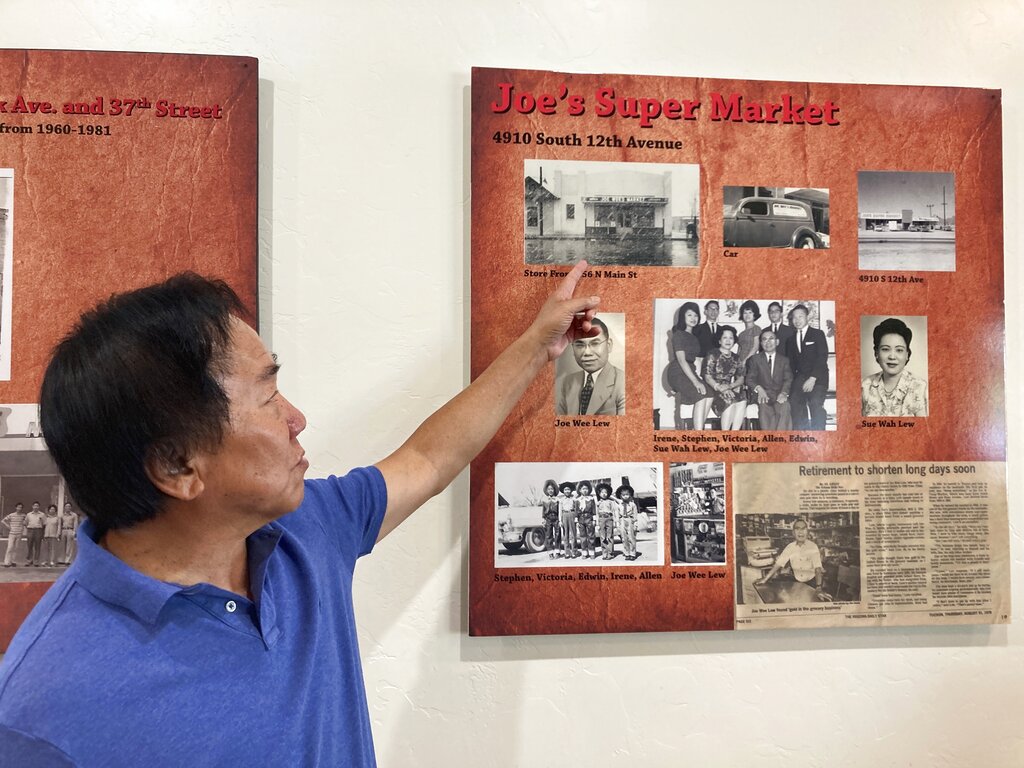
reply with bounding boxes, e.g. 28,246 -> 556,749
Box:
0,50 -> 258,648
469,67 -> 1008,635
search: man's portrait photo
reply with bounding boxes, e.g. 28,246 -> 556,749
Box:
554,312 -> 626,417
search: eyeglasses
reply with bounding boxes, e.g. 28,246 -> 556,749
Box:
573,338 -> 608,352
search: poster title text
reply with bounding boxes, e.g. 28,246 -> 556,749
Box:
490,83 -> 840,128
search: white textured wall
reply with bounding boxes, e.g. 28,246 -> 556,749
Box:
2,2 -> 1022,765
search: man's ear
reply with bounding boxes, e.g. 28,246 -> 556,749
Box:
144,441 -> 205,502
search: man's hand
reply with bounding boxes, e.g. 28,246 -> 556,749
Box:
802,376 -> 817,393
524,260 -> 601,362
374,260 -> 600,542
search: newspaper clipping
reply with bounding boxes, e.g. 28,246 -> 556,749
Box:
733,462 -> 1009,629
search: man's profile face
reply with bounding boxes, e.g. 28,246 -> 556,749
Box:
760,330 -> 778,354
705,302 -> 720,323
791,308 -> 809,330
196,318 -> 308,526
572,327 -> 610,374
768,304 -> 782,324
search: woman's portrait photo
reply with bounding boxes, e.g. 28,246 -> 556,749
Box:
860,315 -> 929,418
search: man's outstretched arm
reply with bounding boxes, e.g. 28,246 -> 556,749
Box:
374,260 -> 599,542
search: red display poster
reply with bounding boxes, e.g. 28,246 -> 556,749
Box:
469,67 -> 1008,635
0,50 -> 257,648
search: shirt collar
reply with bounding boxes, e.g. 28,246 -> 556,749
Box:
868,370 -> 914,394
73,519 -> 284,627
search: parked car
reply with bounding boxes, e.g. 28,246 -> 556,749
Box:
496,504 -> 547,553
723,197 -> 824,249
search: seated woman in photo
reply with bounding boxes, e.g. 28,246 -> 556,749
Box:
861,317 -> 928,417
703,325 -> 747,430
667,302 -> 711,429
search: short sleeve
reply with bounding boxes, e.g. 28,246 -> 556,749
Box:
775,542 -> 794,567
292,467 -> 388,562
811,546 -> 823,570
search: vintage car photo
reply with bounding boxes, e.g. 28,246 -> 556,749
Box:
722,186 -> 830,249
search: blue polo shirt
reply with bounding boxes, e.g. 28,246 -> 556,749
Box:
0,467 -> 387,767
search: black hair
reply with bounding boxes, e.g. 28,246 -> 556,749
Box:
40,273 -> 247,532
673,302 -> 701,332
47,504 -> 57,512
595,482 -> 613,498
715,325 -> 737,346
873,317 -> 912,356
577,480 -> 593,493
559,482 -> 576,493
615,484 -> 634,499
589,316 -> 610,340
739,300 -> 761,322
543,479 -> 559,495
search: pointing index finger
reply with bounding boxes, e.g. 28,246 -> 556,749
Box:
556,259 -> 590,298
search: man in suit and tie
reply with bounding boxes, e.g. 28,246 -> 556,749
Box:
764,301 -> 795,350
555,316 -> 625,416
744,328 -> 793,430
784,304 -> 829,430
694,300 -> 721,360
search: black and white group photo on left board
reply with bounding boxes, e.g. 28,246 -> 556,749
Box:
722,185 -> 830,249
1,168 -> 13,381
494,461 -> 664,568
652,298 -> 837,431
554,312 -> 625,417
0,404 -> 81,583
524,158 -> 700,267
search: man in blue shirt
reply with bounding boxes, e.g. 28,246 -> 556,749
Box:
0,263 -> 600,766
